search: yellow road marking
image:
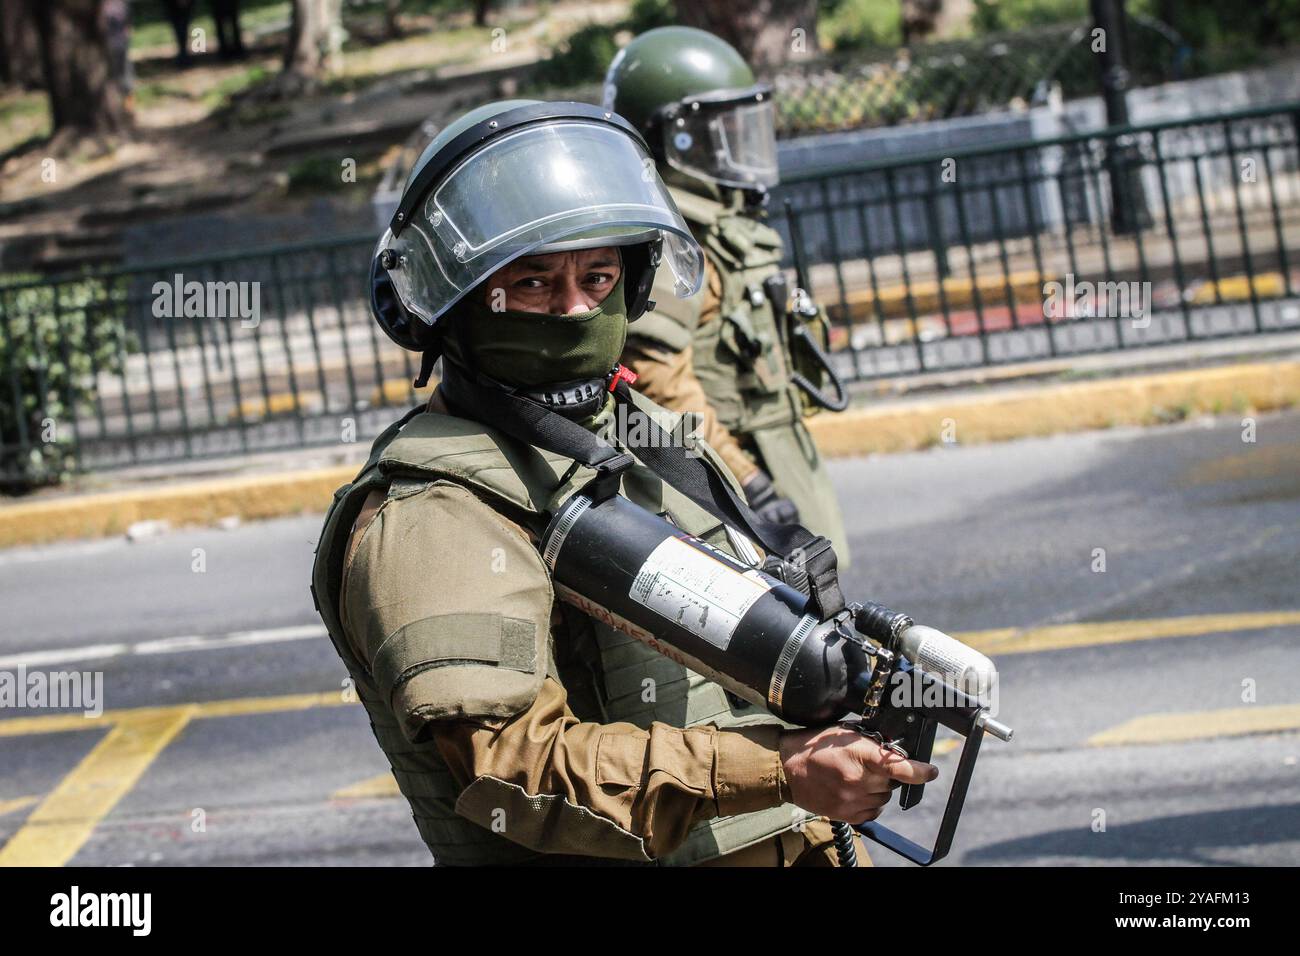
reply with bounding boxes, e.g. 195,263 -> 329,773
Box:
1088,703 -> 1300,747
0,707 -> 194,867
955,610 -> 1300,657
0,689 -> 351,738
3,611 -> 1298,864
0,690 -> 356,866
0,796 -> 38,818
332,772 -> 400,800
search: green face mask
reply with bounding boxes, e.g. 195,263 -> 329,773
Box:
453,275 -> 628,387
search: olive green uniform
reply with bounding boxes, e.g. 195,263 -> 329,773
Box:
312,388 -> 869,865
624,185 -> 850,565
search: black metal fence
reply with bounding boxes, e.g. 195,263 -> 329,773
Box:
772,101 -> 1300,380
2,103 -> 1298,484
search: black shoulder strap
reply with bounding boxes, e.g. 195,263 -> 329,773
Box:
441,366 -> 845,619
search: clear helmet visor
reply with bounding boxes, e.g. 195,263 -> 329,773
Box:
663,96 -> 778,190
384,120 -> 704,326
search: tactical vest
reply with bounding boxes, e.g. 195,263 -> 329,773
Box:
635,187 -> 851,566
311,392 -> 807,867
642,187 -> 805,437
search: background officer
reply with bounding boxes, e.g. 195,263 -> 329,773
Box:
604,26 -> 851,563
311,99 -> 934,866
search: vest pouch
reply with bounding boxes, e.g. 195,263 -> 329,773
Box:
788,302 -> 835,417
718,299 -> 786,396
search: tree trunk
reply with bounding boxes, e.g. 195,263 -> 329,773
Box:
211,0 -> 246,60
473,0 -> 493,28
676,0 -> 820,70
282,0 -> 343,92
382,0 -> 402,40
1,0 -> 45,88
160,0 -> 196,66
29,0 -> 133,142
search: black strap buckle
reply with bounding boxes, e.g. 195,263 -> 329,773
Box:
583,452 -> 636,503
799,536 -> 846,619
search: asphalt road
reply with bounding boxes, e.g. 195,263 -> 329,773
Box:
1,408 -> 1297,867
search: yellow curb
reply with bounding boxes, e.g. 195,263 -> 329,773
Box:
825,270 -> 1049,322
371,376 -> 434,407
2,361 -> 1298,549
1188,272 -> 1287,306
806,359 -> 1300,456
231,390 -> 324,422
827,268 -> 1283,325
0,465 -> 357,549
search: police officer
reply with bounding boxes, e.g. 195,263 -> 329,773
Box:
604,26 -> 851,563
311,100 -> 935,866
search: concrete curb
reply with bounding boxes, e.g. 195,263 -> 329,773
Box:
807,359 -> 1300,456
3,359 -> 1297,549
0,465 -> 355,550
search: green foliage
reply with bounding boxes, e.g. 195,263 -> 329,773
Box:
0,279 -> 132,493
286,155 -> 348,193
626,0 -> 677,34
530,23 -> 621,88
818,0 -> 904,52
529,0 -> 677,89
206,64 -> 271,108
970,0 -> 1087,34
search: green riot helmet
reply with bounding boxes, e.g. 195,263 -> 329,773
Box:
369,99 -> 704,354
602,27 -> 779,194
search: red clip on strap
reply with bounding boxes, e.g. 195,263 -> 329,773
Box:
608,364 -> 639,392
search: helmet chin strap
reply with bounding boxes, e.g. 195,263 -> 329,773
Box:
518,375 -> 611,420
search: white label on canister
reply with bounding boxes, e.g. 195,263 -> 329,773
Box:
629,536 -> 773,649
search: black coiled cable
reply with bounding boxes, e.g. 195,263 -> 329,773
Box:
831,820 -> 858,867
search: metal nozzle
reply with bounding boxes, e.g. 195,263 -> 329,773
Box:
975,712 -> 1014,742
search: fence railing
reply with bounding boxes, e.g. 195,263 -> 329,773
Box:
770,101 -> 1300,380
2,102 -> 1299,484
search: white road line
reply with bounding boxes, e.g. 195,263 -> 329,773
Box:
0,625 -> 327,669
0,643 -> 131,668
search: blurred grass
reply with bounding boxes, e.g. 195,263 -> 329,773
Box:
0,90 -> 51,155
129,0 -> 291,53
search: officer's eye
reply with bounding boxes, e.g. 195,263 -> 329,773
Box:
514,276 -> 547,289
584,272 -> 614,286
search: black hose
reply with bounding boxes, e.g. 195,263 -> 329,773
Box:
790,324 -> 850,412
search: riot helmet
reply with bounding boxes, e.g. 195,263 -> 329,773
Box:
602,27 -> 779,195
370,99 -> 704,355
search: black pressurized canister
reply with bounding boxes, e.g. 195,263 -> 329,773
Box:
541,491 -> 873,726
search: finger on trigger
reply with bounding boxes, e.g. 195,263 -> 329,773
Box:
886,757 -> 939,785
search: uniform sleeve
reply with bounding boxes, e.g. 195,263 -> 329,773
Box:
340,480 -> 789,862
625,260 -> 760,485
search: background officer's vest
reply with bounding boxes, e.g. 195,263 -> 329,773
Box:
643,187 -> 805,437
311,394 -> 807,866
634,187 -> 851,565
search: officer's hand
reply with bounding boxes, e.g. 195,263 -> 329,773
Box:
743,469 -> 800,525
778,725 -> 939,824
